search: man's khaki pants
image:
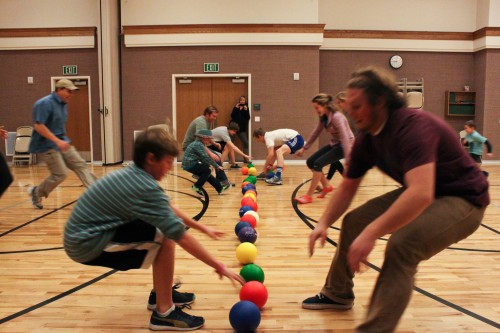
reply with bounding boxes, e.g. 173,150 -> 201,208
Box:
320,188 -> 486,333
37,146 -> 97,198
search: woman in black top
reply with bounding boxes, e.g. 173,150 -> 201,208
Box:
230,96 -> 250,165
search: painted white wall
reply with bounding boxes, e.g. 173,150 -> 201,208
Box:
121,0 -> 318,25
488,0 -> 500,25
476,0 -> 491,29
319,0 -> 477,32
2,0 -> 496,32
0,0 -> 98,28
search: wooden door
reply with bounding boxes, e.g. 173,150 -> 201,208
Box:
212,77 -> 248,129
175,76 -> 248,159
175,78 -> 212,152
65,79 -> 91,161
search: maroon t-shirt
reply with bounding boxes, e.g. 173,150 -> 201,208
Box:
347,108 -> 489,207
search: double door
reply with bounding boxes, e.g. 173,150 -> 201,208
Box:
176,76 -> 249,159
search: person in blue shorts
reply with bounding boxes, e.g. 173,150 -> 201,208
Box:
252,128 -> 304,185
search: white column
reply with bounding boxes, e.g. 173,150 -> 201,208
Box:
97,0 -> 122,164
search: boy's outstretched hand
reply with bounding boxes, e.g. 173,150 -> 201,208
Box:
204,226 -> 225,240
215,262 -> 245,286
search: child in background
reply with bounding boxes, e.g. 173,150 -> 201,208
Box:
462,120 -> 493,176
64,125 -> 243,331
183,129 -> 231,196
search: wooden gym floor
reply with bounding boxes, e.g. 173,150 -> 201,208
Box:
0,163 -> 498,332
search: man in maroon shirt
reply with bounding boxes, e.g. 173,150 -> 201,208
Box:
303,66 -> 489,333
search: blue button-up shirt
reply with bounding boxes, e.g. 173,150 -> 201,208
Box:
29,92 -> 70,153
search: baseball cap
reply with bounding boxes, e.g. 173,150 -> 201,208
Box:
195,129 -> 214,139
55,79 -> 79,90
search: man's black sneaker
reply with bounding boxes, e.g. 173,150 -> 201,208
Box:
230,164 -> 242,169
302,293 -> 353,310
149,305 -> 204,331
148,284 -> 196,310
221,180 -> 235,187
256,173 -> 267,180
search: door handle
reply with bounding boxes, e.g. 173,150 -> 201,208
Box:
97,107 -> 109,116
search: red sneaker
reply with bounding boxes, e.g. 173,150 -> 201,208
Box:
295,195 -> 313,204
317,185 -> 334,198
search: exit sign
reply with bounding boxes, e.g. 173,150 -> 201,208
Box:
63,65 -> 78,75
204,63 -> 219,73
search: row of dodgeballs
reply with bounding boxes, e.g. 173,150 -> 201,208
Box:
230,167 -> 267,333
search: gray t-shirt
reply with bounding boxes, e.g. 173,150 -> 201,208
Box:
182,116 -> 210,150
212,126 -> 232,143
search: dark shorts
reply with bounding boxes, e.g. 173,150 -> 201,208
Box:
83,220 -> 163,271
285,135 -> 305,154
208,141 -> 227,153
469,153 -> 482,164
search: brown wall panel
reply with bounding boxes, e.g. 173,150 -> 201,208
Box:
121,45 -> 320,160
479,49 -> 500,159
318,50 -> 492,146
0,49 -> 101,159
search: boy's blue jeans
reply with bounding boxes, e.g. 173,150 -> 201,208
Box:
187,162 -> 222,192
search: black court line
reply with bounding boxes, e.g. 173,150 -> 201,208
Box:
481,223 -> 499,234
166,173 -> 210,221
0,174 -> 210,254
305,216 -> 500,253
0,173 -> 211,325
0,270 -> 117,325
0,200 -> 77,238
0,247 -> 63,254
292,180 -> 500,330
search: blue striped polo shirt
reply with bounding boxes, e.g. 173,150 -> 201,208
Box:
64,164 -> 186,263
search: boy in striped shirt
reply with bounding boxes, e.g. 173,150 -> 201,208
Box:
64,125 -> 243,331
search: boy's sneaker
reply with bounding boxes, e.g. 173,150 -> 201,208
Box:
218,183 -> 231,195
221,180 -> 234,187
230,164 -> 242,169
256,173 -> 267,180
147,285 -> 196,310
191,174 -> 199,180
302,293 -> 353,310
191,185 -> 203,197
28,186 -> 43,209
149,306 -> 204,331
265,176 -> 282,185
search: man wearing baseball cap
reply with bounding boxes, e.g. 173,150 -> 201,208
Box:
28,79 -> 97,209
182,129 -> 231,196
